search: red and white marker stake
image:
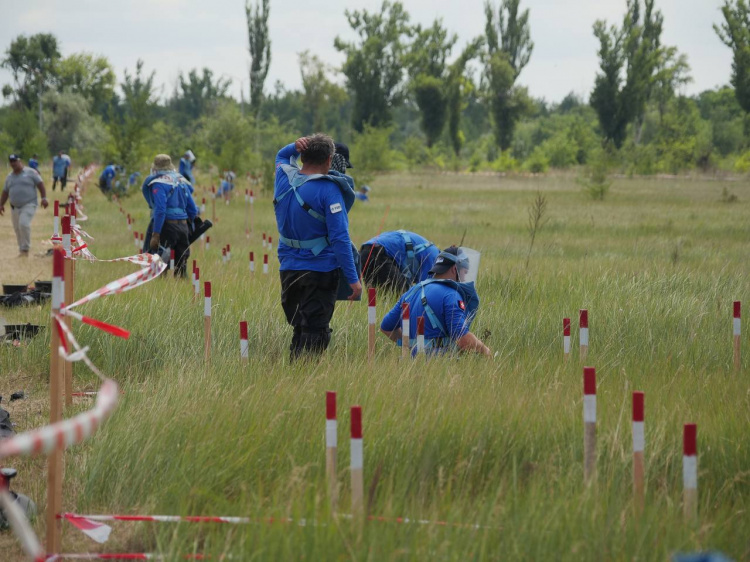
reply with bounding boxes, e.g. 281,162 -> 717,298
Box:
52,200 -> 61,242
204,282 -> 212,364
206,236 -> 210,251
69,200 -> 77,230
632,391 -> 645,510
133,231 -> 139,249
139,233 -> 144,248
402,303 -> 410,358
268,236 -> 273,253
222,247 -> 227,264
169,249 -> 175,271
61,214 -> 71,254
263,254 -> 269,275
326,391 -> 338,509
249,189 -> 255,234
563,318 -> 571,360
350,405 -> 364,516
683,423 -> 697,520
416,316 -> 426,354
201,198 -> 206,214
368,288 -> 376,363
127,214 -> 131,231
262,232 -> 267,249
249,252 -> 255,274
227,243 -> 231,261
191,262 -> 197,296
579,309 -> 589,360
194,267 -> 200,300
240,321 -> 249,363
583,366 -> 596,484
733,301 -> 741,372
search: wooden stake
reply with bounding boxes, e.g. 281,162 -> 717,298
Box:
204,282 -> 212,365
326,391 -> 338,510
579,309 -> 589,360
683,424 -> 697,521
47,247 -> 65,554
350,405 -> 363,517
632,391 -> 645,512
733,301 -> 741,372
583,367 -> 596,484
401,302 -> 410,359
368,288 -> 376,363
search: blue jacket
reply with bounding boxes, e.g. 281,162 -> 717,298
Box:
218,179 -> 234,195
141,171 -> 198,234
100,165 -> 117,187
274,143 -> 358,283
28,158 -> 39,171
381,279 -> 474,351
364,230 -> 439,283
179,158 -> 194,184
129,172 -> 141,186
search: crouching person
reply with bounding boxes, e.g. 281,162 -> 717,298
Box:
380,246 -> 491,357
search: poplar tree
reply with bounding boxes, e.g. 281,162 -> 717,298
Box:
245,0 -> 271,117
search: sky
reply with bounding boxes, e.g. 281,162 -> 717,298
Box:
0,0 -> 733,105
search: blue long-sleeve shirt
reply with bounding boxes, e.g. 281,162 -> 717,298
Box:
100,165 -> 116,187
364,230 -> 440,283
179,158 -> 194,184
141,172 -> 198,234
274,143 -> 358,283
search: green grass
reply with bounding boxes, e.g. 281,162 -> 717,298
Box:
1,171 -> 749,560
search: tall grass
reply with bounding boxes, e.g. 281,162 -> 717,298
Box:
1,172 -> 749,560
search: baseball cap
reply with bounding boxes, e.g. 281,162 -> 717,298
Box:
429,246 -> 469,275
8,154 -> 21,162
334,143 -> 353,168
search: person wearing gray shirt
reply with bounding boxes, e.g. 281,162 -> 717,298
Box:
1,154 -> 48,257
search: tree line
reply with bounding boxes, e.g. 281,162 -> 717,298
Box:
2,0 -> 750,185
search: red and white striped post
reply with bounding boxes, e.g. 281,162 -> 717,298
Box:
222,247 -> 227,265
263,254 -> 269,275
139,232 -> 144,249
52,200 -> 61,243
61,215 -> 75,407
206,236 -> 211,251
191,261 -> 197,296
204,282 -> 212,364
583,366 -> 596,484
134,231 -> 139,250
350,405 -> 363,517
417,316 -> 425,355
169,249 -> 175,272
240,321 -> 249,364
227,243 -> 231,261
563,318 -> 571,361
249,251 -> 255,274
402,302 -> 410,358
249,189 -> 255,234
127,214 -> 131,231
194,267 -> 200,301
326,391 -> 338,509
683,423 -> 697,521
69,200 -> 77,230
733,301 -> 741,372
579,309 -> 589,360
268,236 -> 273,253
201,197 -> 206,214
262,232 -> 267,249
47,246 -> 65,554
632,391 -> 645,511
368,288 -> 376,363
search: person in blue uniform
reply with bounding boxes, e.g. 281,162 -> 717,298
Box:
380,246 -> 491,357
51,150 -> 71,191
355,185 -> 370,201
28,154 -> 39,172
360,230 -> 440,293
98,163 -> 117,193
274,134 -> 361,360
128,171 -> 141,187
218,171 -> 235,203
143,154 -> 198,277
179,149 -> 196,189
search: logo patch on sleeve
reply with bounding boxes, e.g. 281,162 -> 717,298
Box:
329,203 -> 342,214
458,300 -> 465,310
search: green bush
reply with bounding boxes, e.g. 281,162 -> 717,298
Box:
522,146 -> 549,173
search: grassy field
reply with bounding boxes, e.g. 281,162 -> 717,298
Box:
1,168 -> 749,560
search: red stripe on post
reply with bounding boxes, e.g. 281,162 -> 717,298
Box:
204,281 -> 211,298
170,249 -> 175,260
563,318 -> 571,336
579,309 -> 588,328
62,215 -> 71,235
368,288 -> 376,307
683,423 -> 697,456
222,248 -> 226,256
583,367 -> 596,395
734,301 -> 741,319
240,321 -> 248,340
54,200 -> 59,216
212,185 -> 216,193
192,260 -> 197,273
227,244 -> 231,252
402,302 -> 410,319
70,201 -> 76,217
53,246 -> 65,277
195,267 -> 200,280
127,214 -> 131,223
249,251 -> 254,261
263,254 -> 268,264
351,406 -> 362,439
326,391 -> 336,420
632,391 -> 644,422
417,316 -> 425,335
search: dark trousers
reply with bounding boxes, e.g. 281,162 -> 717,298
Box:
160,221 -> 190,278
280,269 -> 339,360
53,173 -> 68,191
359,244 -> 411,293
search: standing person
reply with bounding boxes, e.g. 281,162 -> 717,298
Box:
142,154 -> 198,277
51,150 -> 71,191
380,246 -> 490,357
28,154 -> 39,172
179,149 -> 196,191
0,154 -> 49,257
360,230 -> 440,293
219,171 -> 235,203
274,134 -> 361,360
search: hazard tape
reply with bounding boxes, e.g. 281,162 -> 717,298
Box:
45,554 -> 207,561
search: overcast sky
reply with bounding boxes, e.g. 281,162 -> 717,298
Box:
0,0 -> 732,105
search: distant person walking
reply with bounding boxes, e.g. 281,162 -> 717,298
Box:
28,154 -> 39,172
51,150 -> 71,191
0,154 -> 48,257
179,149 -> 196,192
274,134 -> 361,360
